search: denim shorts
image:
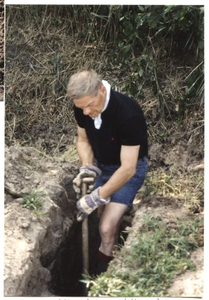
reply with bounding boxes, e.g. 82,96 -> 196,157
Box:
95,157 -> 148,207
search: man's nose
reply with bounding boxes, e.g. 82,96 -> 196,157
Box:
83,108 -> 91,115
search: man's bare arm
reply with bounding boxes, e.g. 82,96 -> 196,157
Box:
77,125 -> 94,166
99,145 -> 140,199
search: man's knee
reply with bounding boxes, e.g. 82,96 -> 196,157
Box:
99,221 -> 117,240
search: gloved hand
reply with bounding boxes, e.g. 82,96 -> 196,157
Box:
77,187 -> 110,222
73,165 -> 102,198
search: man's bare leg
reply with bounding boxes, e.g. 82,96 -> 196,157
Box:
99,202 -> 128,256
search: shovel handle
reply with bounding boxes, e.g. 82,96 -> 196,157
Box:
82,177 -> 95,184
81,177 -> 94,275
82,181 -> 88,275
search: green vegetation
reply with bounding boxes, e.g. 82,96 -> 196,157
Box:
144,168 -> 204,213
6,6 -> 204,296
6,5 -> 204,152
85,214 -> 202,297
22,191 -> 45,215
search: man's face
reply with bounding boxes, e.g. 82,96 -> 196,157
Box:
74,85 -> 106,118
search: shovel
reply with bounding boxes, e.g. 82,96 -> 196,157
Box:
81,177 -> 95,276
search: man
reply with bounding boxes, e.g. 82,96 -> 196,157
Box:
67,70 -> 148,274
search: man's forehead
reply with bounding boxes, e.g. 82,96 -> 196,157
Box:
74,95 -> 94,108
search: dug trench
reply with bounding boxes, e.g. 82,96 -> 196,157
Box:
4,135 -> 204,297
4,141 -> 204,297
4,145 -> 132,297
45,212 -> 99,296
47,210 -> 131,296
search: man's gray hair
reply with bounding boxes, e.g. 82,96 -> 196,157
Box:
67,70 -> 103,100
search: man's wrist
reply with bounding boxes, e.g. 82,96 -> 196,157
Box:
98,186 -> 107,199
94,187 -> 110,204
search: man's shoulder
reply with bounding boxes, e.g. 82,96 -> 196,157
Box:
111,90 -> 144,119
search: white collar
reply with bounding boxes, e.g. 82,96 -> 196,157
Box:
93,80 -> 111,129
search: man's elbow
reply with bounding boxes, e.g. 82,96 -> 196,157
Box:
125,166 -> 136,179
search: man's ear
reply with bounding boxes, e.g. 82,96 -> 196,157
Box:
99,85 -> 106,95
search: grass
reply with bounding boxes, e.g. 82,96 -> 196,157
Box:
5,5 -> 204,159
62,144 -> 80,166
22,191 -> 46,216
143,167 -> 204,213
85,213 -> 202,297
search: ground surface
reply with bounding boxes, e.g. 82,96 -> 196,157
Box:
141,140 -> 204,297
4,124 -> 204,297
167,248 -> 204,297
130,195 -> 204,297
4,136 -> 204,297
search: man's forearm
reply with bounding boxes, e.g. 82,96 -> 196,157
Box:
98,165 -> 136,199
98,145 -> 139,200
77,140 -> 94,166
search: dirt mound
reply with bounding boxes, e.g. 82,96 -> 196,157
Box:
4,145 -> 78,296
168,248 -> 204,297
110,193 -> 204,297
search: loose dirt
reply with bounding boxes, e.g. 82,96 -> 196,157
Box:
167,248 -> 204,297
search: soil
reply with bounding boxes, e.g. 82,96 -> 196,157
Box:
6,135 -> 205,297
167,248 -> 204,297
4,116 -> 204,297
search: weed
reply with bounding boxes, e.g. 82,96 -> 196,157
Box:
22,191 -> 45,215
144,168 -> 204,213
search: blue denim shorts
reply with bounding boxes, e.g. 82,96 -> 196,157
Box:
95,157 -> 148,207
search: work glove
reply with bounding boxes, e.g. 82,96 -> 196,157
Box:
73,165 -> 102,199
77,187 -> 110,222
